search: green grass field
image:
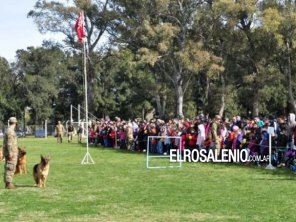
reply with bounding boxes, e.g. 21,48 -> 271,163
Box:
0,137 -> 296,222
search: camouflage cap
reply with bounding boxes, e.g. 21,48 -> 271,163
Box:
8,117 -> 17,123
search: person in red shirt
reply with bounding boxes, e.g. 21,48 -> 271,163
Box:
89,126 -> 96,144
187,128 -> 197,149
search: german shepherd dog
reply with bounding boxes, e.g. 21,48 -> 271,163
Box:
15,147 -> 27,174
33,155 -> 50,188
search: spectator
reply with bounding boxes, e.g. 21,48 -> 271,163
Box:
89,126 -> 96,144
276,118 -> 289,167
119,126 -> 126,149
196,117 -> 206,150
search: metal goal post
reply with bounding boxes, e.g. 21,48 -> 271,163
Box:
146,135 -> 182,169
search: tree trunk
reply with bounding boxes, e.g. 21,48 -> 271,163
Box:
252,93 -> 259,117
162,95 -> 167,119
172,69 -> 184,118
286,47 -> 296,113
218,73 -> 225,117
155,94 -> 162,118
176,84 -> 184,118
204,76 -> 210,114
142,107 -> 145,121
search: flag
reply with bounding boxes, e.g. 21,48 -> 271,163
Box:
75,11 -> 85,43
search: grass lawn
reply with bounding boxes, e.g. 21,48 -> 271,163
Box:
0,137 -> 296,222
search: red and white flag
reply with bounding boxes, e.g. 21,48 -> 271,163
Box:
75,11 -> 85,43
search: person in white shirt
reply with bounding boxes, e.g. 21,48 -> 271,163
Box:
196,117 -> 206,150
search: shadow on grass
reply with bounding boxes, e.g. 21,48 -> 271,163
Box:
15,184 -> 36,188
254,177 -> 296,181
78,142 -> 145,155
212,162 -> 296,180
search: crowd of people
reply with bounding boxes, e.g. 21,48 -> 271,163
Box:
3,113 -> 295,190
79,113 -> 296,171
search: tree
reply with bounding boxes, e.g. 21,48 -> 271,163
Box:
113,0 -> 223,117
207,0 -> 286,117
13,45 -> 68,123
20,0 -> 296,119
28,0 -> 118,112
94,48 -> 157,119
261,0 -> 296,113
0,57 -> 19,124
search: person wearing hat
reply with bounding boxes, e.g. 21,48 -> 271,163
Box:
3,117 -> 19,189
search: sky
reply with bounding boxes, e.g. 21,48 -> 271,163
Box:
0,0 -> 65,62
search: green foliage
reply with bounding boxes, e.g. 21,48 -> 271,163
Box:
3,0 -> 296,121
183,100 -> 197,119
28,0 -> 115,52
0,57 -> 19,123
13,46 -> 74,123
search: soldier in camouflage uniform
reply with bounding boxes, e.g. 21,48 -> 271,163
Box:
3,117 -> 19,189
211,115 -> 222,157
55,121 -> 65,143
67,123 -> 74,143
126,123 -> 134,150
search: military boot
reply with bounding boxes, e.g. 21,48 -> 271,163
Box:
5,182 -> 16,189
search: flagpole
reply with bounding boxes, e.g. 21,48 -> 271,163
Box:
81,11 -> 94,164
